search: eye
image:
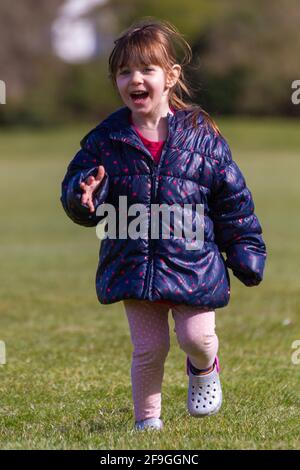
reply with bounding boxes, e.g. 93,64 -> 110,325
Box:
119,69 -> 130,75
144,67 -> 154,72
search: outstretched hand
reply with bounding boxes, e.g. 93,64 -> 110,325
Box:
80,165 -> 106,213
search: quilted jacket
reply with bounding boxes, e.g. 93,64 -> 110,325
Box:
60,106 -> 267,308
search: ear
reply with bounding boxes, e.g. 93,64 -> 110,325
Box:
166,64 -> 181,89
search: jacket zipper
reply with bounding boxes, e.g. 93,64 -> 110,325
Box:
142,134 -> 170,298
109,132 -> 155,298
109,117 -> 173,299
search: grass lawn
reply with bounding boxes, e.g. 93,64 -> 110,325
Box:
0,117 -> 299,449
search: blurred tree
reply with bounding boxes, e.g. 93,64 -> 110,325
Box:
0,0 -> 299,126
191,0 -> 300,115
0,0 -> 63,100
0,0 -> 119,125
110,0 -> 223,42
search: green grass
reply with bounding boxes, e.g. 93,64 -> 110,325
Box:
0,118 -> 299,449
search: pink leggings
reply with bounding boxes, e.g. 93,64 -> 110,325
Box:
123,299 -> 219,421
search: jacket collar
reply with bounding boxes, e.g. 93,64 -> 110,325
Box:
95,106 -> 202,158
108,106 -> 176,139
95,106 -> 175,156
100,106 -> 190,139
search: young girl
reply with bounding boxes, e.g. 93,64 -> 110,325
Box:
60,18 -> 267,431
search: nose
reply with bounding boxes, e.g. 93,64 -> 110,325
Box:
130,70 -> 143,85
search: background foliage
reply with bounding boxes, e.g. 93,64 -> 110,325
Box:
0,0 -> 299,126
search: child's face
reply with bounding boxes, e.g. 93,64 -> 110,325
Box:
115,62 -> 172,116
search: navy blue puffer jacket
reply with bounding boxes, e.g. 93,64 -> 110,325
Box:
60,106 -> 267,308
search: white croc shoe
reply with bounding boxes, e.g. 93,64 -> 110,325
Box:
187,356 -> 222,418
134,417 -> 164,431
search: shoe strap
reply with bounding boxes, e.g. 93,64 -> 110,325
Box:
186,355 -> 220,376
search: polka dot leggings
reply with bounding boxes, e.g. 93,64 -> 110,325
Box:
123,299 -> 219,422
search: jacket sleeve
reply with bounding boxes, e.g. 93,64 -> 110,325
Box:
209,137 -> 267,286
60,130 -> 109,227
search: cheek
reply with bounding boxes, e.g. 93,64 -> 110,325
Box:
116,79 -> 126,96
150,78 -> 166,95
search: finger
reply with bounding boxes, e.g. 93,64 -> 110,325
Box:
86,176 -> 95,185
83,185 -> 94,202
82,192 -> 90,207
82,187 -> 93,204
95,165 -> 105,181
88,197 -> 95,213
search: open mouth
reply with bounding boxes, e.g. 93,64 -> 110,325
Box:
130,91 -> 149,104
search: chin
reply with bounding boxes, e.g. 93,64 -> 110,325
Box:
131,108 -> 151,115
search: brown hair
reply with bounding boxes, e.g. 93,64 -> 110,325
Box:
108,17 -> 220,135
